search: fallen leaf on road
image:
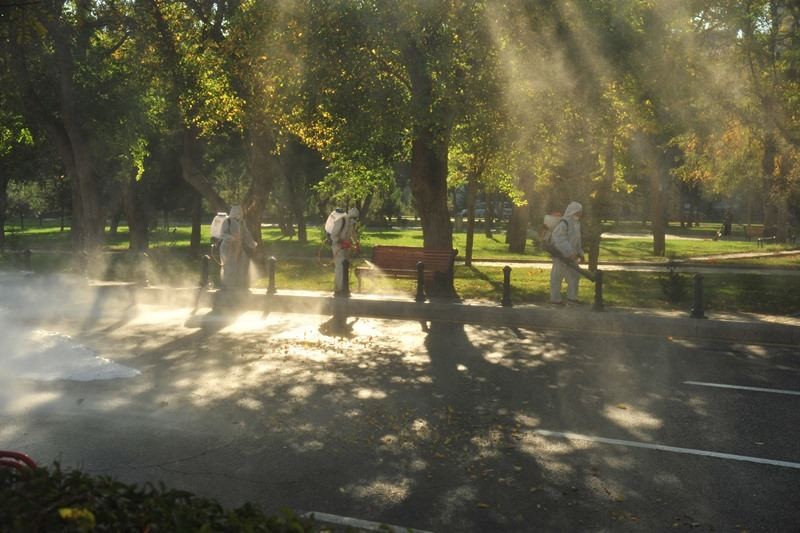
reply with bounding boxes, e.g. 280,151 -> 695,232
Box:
477,503 -> 490,509
616,404 -> 628,410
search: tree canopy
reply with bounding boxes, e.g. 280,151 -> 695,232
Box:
1,0 -> 798,254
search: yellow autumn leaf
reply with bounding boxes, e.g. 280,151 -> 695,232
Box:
58,507 -> 96,530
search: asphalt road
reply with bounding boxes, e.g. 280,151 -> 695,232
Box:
2,295 -> 799,532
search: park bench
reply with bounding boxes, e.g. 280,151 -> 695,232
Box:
744,225 -> 764,241
743,225 -> 782,247
355,245 -> 458,294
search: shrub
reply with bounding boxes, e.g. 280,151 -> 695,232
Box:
0,463 -> 313,532
659,259 -> 688,303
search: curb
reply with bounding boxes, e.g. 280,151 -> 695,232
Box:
135,287 -> 800,346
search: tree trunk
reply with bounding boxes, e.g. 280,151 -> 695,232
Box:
109,210 -> 122,237
588,136 -> 615,271
409,138 -> 452,249
70,176 -> 83,250
645,142 -> 669,257
287,173 -> 308,244
483,191 -> 495,239
48,20 -> 105,252
11,22 -> 104,253
190,191 -> 202,254
464,177 -> 478,266
651,172 -> 666,257
506,204 -> 529,254
759,134 -> 791,241
242,125 -> 283,249
403,38 -> 453,251
122,176 -> 149,252
679,186 -> 687,229
0,175 -> 8,252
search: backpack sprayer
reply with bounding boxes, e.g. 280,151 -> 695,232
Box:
318,208 -> 361,266
538,213 -> 595,282
208,212 -> 227,266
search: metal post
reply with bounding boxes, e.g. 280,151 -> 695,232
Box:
416,261 -> 426,302
80,251 -> 89,280
338,259 -> 351,298
139,252 -> 150,287
267,256 -> 277,295
332,260 -> 349,332
592,270 -> 604,311
501,265 -> 512,307
690,274 -> 706,319
199,255 -> 210,288
23,249 -> 31,272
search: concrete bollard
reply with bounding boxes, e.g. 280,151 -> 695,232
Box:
593,270 -> 604,311
416,261 -> 426,302
502,265 -> 512,307
267,256 -> 277,295
690,274 -> 706,319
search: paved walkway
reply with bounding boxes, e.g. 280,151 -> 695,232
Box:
470,249 -> 800,276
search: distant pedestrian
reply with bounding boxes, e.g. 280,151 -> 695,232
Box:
220,205 -> 257,290
550,201 -> 584,304
326,207 -> 360,295
723,209 -> 732,236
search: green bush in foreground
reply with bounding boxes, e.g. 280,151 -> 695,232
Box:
0,464 -> 313,532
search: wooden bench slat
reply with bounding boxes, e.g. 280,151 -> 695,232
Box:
744,226 -> 764,239
355,245 -> 458,292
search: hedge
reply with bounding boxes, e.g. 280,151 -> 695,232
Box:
0,463 -> 314,532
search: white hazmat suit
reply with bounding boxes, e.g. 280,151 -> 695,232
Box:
550,201 -> 584,304
330,208 -> 359,294
220,205 -> 257,290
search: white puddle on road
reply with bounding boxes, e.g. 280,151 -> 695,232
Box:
1,309 -> 140,382
9,329 -> 140,382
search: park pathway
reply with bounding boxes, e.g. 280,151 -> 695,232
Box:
469,249 -> 800,276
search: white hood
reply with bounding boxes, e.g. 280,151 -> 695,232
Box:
229,205 -> 244,220
563,201 -> 582,219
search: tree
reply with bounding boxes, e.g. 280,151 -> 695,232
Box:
0,107 -> 36,249
141,0 -> 295,251
292,1 -> 500,249
685,1 -> 800,241
1,1 -> 137,252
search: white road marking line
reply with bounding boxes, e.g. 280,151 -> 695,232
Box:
533,429 -> 800,470
683,381 -> 800,396
302,511 -> 434,533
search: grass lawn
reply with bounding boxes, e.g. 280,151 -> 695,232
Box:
2,221 -> 798,315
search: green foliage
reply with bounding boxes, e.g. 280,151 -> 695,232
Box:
0,463 -> 312,532
7,180 -> 48,219
659,259 -> 688,303
3,0 -> 800,252
314,157 -> 394,208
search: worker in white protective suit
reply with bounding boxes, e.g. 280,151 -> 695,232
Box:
330,207 -> 359,295
550,201 -> 584,305
220,205 -> 257,290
